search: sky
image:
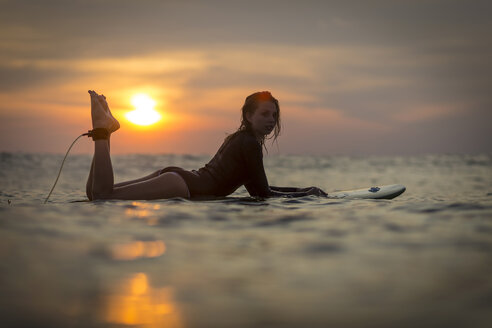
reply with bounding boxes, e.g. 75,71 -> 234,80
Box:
1,0 -> 491,155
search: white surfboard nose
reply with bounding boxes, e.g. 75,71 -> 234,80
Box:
328,184 -> 406,200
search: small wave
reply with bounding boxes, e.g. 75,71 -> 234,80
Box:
447,203 -> 488,210
255,214 -> 312,227
324,229 -> 347,237
196,196 -> 268,206
304,242 -> 344,254
476,225 -> 492,234
155,212 -> 194,227
394,202 -> 489,214
281,198 -> 305,204
207,215 -> 228,222
453,240 -> 492,252
384,223 -> 407,232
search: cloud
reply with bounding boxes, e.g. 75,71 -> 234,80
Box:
2,0 -> 488,56
393,103 -> 469,123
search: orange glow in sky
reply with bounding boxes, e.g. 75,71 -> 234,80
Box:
0,1 -> 490,155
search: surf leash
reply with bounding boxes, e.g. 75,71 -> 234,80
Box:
44,131 -> 94,204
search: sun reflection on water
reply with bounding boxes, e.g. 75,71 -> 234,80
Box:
105,273 -> 184,327
111,240 -> 166,261
124,201 -> 162,225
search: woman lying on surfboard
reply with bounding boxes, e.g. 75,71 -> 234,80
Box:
86,90 -> 327,200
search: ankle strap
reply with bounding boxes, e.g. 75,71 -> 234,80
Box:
86,128 -> 109,140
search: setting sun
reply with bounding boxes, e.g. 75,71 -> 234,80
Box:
125,94 -> 161,126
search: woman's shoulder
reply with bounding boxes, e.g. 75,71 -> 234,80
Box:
225,129 -> 254,143
223,130 -> 260,154
233,130 -> 259,147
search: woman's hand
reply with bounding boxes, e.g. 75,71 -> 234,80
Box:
269,186 -> 328,198
298,186 -> 328,197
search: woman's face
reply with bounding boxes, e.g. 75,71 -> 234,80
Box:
246,101 -> 278,138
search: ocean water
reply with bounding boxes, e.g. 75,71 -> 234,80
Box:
1,152 -> 491,328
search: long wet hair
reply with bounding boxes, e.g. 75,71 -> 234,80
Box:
226,91 -> 281,148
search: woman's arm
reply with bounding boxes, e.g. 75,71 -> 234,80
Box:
269,186 -> 298,192
241,137 -> 271,198
240,137 -> 327,198
244,184 -> 327,198
268,186 -> 327,198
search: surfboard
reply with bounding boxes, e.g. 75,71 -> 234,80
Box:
327,184 -> 406,200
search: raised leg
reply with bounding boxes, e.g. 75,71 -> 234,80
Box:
86,90 -> 190,200
86,136 -> 109,200
86,90 -> 118,200
91,139 -> 115,198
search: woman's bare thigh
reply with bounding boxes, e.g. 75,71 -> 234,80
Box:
94,172 -> 190,200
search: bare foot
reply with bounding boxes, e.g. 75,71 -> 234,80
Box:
98,93 -> 120,133
88,90 -> 120,133
89,90 -> 118,131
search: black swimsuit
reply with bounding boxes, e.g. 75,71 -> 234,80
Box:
159,130 -> 271,198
